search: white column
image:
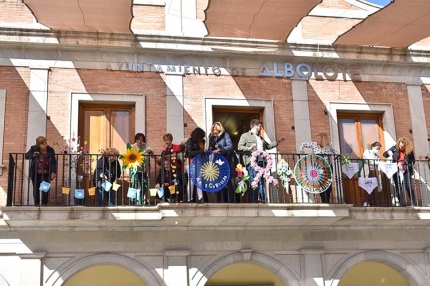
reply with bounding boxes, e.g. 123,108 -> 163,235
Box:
407,84 -> 429,156
165,0 -> 183,35
165,74 -> 185,143
19,253 -> 45,286
407,84 -> 430,206
164,250 -> 190,286
292,79 -> 312,152
0,90 -> 6,176
25,69 -> 48,205
27,69 -> 49,150
300,249 -> 325,286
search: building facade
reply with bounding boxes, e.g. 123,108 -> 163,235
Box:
0,0 -> 430,285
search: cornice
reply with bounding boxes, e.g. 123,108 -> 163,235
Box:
0,28 -> 430,65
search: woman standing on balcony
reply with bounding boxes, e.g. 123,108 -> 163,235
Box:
25,136 -> 57,206
130,133 -> 153,205
156,133 -> 186,201
361,141 -> 382,206
299,132 -> 338,203
185,127 -> 206,203
383,137 -> 416,206
94,147 -> 121,206
208,122 -> 236,203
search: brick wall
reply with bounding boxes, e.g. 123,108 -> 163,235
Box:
1,66 -> 423,206
318,0 -> 363,10
131,5 -> 165,31
356,81 -> 412,142
301,17 -> 361,41
47,69 -> 167,153
0,0 -> 34,23
184,75 -> 295,153
308,80 -> 413,146
0,66 -> 30,206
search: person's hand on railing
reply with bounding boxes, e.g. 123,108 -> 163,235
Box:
145,147 -> 154,155
33,151 -> 39,158
50,172 -> 56,181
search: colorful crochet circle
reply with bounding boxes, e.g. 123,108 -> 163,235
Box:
294,155 -> 332,193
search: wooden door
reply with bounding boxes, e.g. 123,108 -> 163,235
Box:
79,104 -> 135,155
78,104 -> 135,205
337,113 -> 389,206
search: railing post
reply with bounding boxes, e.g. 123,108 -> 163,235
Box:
6,153 -> 15,206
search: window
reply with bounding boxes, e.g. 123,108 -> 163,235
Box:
338,113 -> 384,159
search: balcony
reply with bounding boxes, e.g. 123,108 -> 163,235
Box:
3,152 -> 430,230
5,152 -> 430,208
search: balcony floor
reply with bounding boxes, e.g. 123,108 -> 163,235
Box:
1,204 -> 430,230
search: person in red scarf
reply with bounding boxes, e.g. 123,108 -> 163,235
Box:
155,155 -> 183,203
155,133 -> 186,201
157,133 -> 185,168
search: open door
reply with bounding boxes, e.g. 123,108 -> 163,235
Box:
212,108 -> 262,150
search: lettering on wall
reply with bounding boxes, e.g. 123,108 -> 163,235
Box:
258,62 -> 362,81
107,62 -> 222,77
106,61 -> 362,81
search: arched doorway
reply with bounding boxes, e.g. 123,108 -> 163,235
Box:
339,262 -> 408,286
206,262 -> 283,286
63,265 -> 146,286
47,254 -> 163,286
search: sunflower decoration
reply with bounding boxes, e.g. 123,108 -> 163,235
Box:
340,155 -> 351,167
119,143 -> 146,171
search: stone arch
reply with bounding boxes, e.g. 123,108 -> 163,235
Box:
192,251 -> 300,286
45,253 -> 165,286
327,250 -> 427,286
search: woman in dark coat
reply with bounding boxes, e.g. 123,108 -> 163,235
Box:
383,137 -> 416,206
93,147 -> 121,206
25,136 -> 57,206
208,122 -> 236,203
185,127 -> 206,203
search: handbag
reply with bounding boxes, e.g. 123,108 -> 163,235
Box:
75,189 -> 85,199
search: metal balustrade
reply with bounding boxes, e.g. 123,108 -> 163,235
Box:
6,152 -> 430,207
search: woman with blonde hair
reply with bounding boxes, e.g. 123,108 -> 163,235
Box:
299,132 -> 338,203
94,147 -> 121,206
208,122 -> 235,203
383,137 -> 416,206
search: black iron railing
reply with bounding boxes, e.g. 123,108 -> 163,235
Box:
5,152 -> 430,207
